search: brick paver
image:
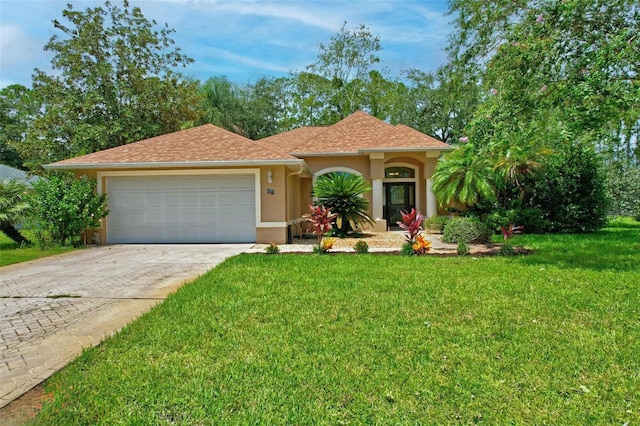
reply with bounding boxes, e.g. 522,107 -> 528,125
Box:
0,244 -> 250,409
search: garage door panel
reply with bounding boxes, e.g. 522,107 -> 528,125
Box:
106,175 -> 256,243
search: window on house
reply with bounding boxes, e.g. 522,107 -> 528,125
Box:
385,167 -> 415,178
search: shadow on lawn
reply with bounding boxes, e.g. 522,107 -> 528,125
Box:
512,220 -> 640,273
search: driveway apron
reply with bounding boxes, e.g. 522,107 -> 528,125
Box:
0,244 -> 250,408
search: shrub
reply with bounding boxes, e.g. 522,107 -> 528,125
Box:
483,208 -> 548,234
457,241 -> 470,256
353,240 -> 369,254
265,243 -> 280,254
528,143 -> 609,233
605,165 -> 640,219
442,217 -> 491,244
423,215 -> 451,233
30,174 -> 108,247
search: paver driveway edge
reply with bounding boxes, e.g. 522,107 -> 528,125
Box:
0,244 -> 251,409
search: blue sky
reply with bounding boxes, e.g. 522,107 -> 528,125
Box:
0,0 -> 453,89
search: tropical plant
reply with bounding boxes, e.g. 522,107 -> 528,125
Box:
304,204 -> 337,252
398,208 -> 431,255
0,179 -> 32,244
397,208 -> 424,242
432,142 -> 496,208
501,224 -> 524,242
30,175 -> 109,247
314,237 -> 336,254
312,172 -> 374,236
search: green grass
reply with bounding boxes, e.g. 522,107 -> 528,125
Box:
0,231 -> 74,267
33,219 -> 640,424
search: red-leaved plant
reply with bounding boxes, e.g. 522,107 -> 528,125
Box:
398,208 -> 431,255
304,204 -> 338,252
500,223 -> 524,241
397,208 -> 425,241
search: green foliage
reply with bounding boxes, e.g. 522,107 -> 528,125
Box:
442,216 -> 491,244
264,243 -> 280,255
312,173 -> 374,235
482,208 -> 549,234
33,222 -> 640,424
456,241 -> 470,256
529,144 -> 609,233
0,84 -> 36,169
432,142 -> 496,208
605,165 -> 640,219
307,22 -> 381,121
30,175 -> 108,247
400,241 -> 416,256
424,215 -> 451,233
20,0 -> 198,172
0,230 -> 73,267
353,240 -> 369,254
448,0 -> 640,165
0,179 -> 32,244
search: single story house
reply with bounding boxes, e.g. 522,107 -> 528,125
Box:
45,111 -> 454,244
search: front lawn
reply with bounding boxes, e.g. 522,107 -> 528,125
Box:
0,231 -> 73,267
34,220 -> 639,424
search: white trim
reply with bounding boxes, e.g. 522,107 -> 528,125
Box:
313,167 -> 362,184
45,159 -> 304,171
257,222 -> 288,228
97,169 -> 280,231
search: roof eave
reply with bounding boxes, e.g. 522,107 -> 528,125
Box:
359,147 -> 454,153
43,159 -> 306,171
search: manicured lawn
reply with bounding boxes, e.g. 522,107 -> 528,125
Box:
0,231 -> 73,267
34,220 -> 639,424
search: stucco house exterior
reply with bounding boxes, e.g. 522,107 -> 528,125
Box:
44,111 -> 454,244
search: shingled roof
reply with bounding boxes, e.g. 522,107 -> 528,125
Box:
259,111 -> 453,155
45,111 -> 452,170
47,124 -> 302,170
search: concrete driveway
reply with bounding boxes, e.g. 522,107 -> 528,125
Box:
0,244 -> 250,408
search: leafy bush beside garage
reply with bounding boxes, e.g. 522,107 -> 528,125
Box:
30,174 -> 108,247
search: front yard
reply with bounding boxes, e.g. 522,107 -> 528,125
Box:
33,220 -> 639,424
0,232 -> 73,267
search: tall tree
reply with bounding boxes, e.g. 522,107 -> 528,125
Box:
19,0 -> 198,172
0,85 -> 36,169
300,22 -> 383,123
448,0 -> 640,160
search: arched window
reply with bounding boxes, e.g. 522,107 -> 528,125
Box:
313,167 -> 362,183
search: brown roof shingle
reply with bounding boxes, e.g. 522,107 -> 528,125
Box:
259,111 -> 452,155
49,124 -> 299,168
46,111 -> 453,170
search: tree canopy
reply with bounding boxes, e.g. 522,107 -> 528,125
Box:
17,0 -> 199,172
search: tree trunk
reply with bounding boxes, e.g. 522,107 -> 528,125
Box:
0,223 -> 30,245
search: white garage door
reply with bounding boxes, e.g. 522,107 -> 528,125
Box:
106,175 -> 256,243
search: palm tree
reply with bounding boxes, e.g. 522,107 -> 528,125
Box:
312,172 -> 374,235
432,142 -> 496,208
492,138 -> 552,206
0,179 -> 32,244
